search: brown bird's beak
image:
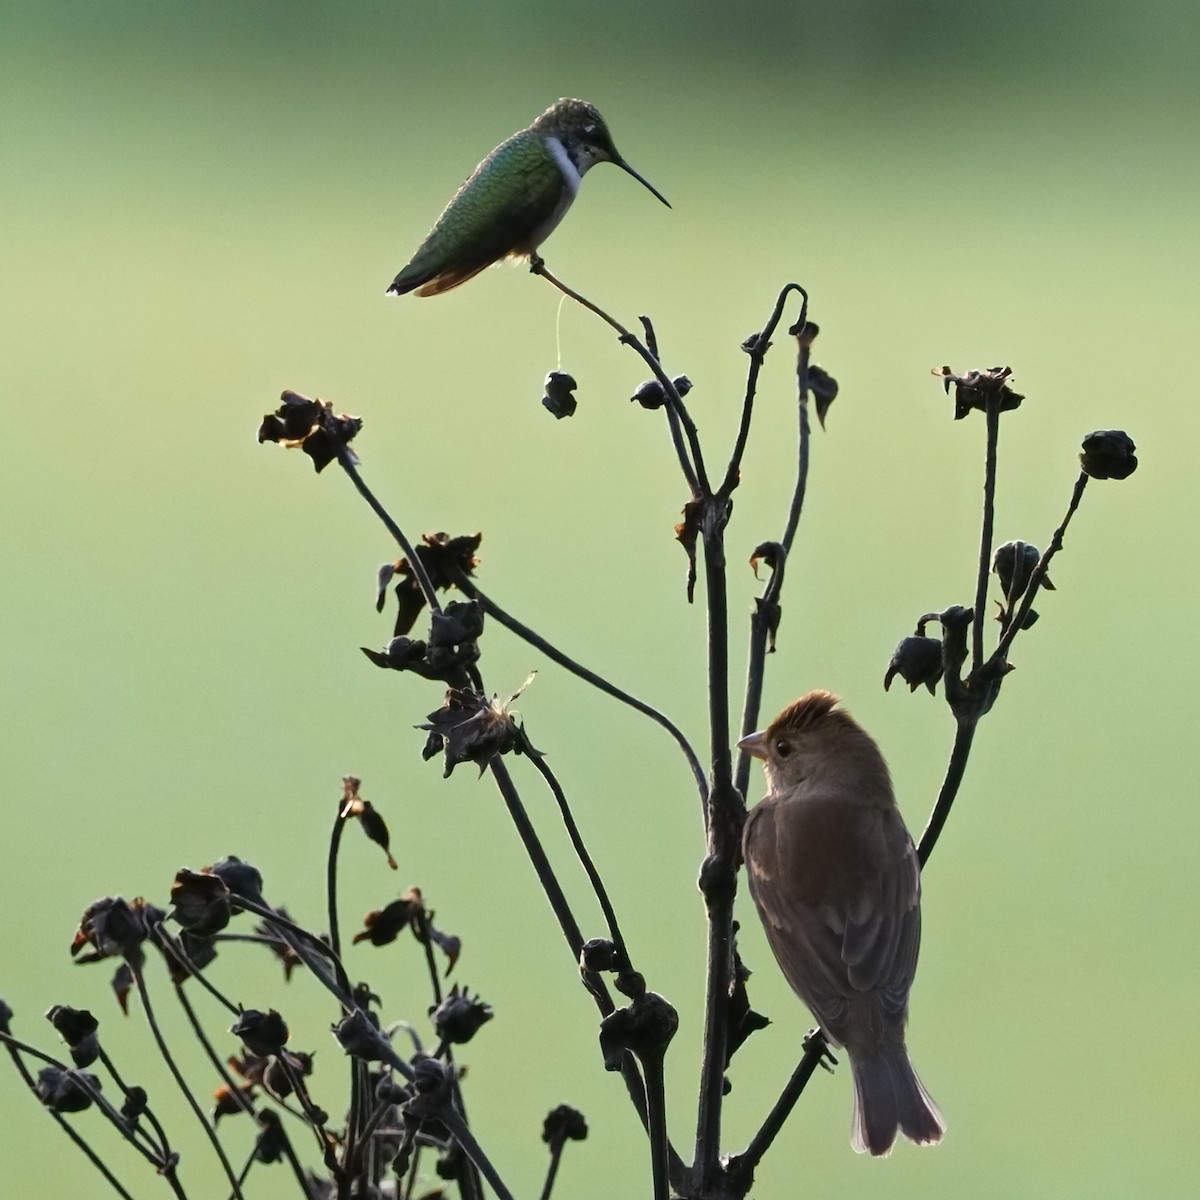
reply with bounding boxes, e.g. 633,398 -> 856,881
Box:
737,730 -> 767,760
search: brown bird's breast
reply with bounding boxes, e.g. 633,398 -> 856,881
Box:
745,795 -> 895,910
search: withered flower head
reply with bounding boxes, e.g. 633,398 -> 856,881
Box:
580,938 -> 619,973
45,1006 -> 100,1068
933,365 -> 1024,420
378,532 -> 482,638
1079,429 -> 1138,480
207,857 -> 264,902
264,1049 -> 314,1099
333,1007 -> 391,1063
808,364 -> 839,429
992,540 -> 1054,601
231,1009 -> 290,1058
353,891 -> 423,948
884,636 -> 945,695
542,370 -> 578,419
257,390 -> 362,473
339,777 -> 398,871
631,379 -> 666,409
120,1086 -> 148,1125
542,1104 -> 589,1148
429,984 -> 493,1045
599,992 -> 679,1070
170,869 -> 232,936
364,599 -> 484,684
172,930 -> 219,981
254,911 -> 303,980
213,1082 -> 255,1122
419,679 -> 535,778
71,897 -> 159,967
36,1066 -> 101,1113
253,1109 -> 289,1165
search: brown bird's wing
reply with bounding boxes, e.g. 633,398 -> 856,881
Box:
831,806 -> 921,1019
743,795 -> 922,1040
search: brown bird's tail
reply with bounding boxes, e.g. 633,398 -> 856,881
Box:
850,1044 -> 945,1156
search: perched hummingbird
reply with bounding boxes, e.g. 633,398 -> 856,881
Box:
387,98 -> 669,297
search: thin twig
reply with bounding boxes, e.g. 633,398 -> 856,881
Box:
487,758 -> 591,974
533,260 -> 710,495
436,1105 -> 517,1200
129,963 -> 246,1200
525,749 -> 634,972
327,805 -> 348,961
2,1034 -> 140,1200
334,442 -> 442,615
233,896 -> 355,1008
641,1052 -> 671,1200
971,399 -> 1001,671
718,284 -> 808,500
539,1139 -> 566,1200
736,553 -> 786,803
729,1030 -> 833,1183
780,330 -> 813,556
736,324 -> 814,799
993,470 -> 1090,664
152,925 -> 242,1016
916,715 -> 978,867
450,566 -> 708,811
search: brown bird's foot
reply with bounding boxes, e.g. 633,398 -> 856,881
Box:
803,1027 -> 838,1073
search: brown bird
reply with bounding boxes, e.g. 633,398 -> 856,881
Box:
740,691 -> 944,1156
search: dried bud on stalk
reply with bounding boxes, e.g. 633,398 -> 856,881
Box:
884,636 -> 945,694
1079,430 -> 1138,479
45,1006 -> 100,1068
231,1009 -> 289,1057
542,371 -> 578,419
36,1066 -> 100,1113
429,984 -> 493,1045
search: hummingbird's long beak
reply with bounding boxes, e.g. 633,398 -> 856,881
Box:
614,156 -> 671,208
737,730 -> 767,760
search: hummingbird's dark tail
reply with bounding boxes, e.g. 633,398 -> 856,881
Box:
849,1044 -> 944,1156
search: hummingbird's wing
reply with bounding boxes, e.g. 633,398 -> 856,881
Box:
389,132 -> 567,297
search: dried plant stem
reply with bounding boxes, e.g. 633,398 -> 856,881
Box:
129,963 -> 246,1200
334,443 -> 442,614
694,518 -> 739,1181
438,1106 -> 516,1200
917,714 -> 978,867
449,568 -> 708,810
539,1139 -> 566,1200
326,807 -> 347,960
533,260 -> 710,495
2,1033 -> 140,1200
718,283 -> 808,499
993,470 -> 1089,663
641,1051 -> 671,1200
729,1029 -> 833,1183
526,751 -> 635,973
971,399 -> 1001,670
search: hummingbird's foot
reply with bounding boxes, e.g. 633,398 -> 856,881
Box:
528,253 -> 546,276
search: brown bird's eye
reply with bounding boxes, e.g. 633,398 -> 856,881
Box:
774,739 -> 792,758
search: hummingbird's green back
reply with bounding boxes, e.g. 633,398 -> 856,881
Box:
389,127 -> 567,296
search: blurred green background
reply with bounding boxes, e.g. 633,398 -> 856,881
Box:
2,2 -> 1197,1197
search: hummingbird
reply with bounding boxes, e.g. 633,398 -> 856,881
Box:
387,98 -> 669,297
